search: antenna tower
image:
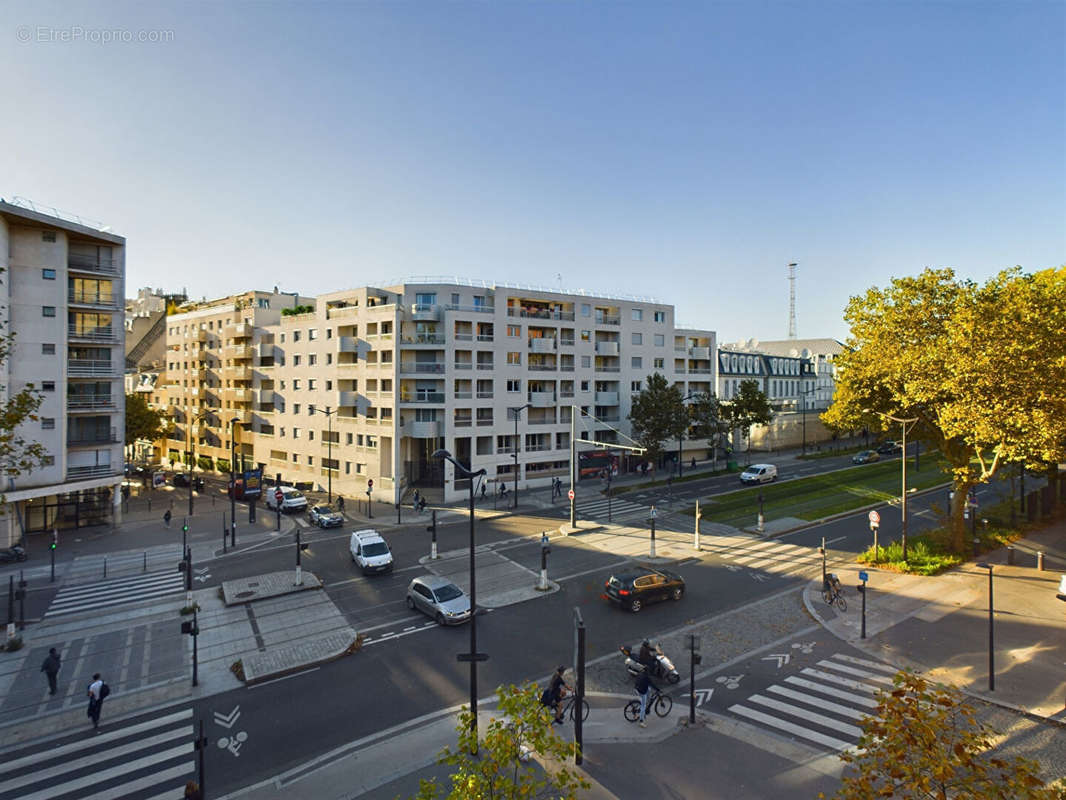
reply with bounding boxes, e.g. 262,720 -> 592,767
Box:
787,262 -> 798,339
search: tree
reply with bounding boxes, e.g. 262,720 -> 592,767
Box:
830,670 -> 1057,800
628,373 -> 686,469
125,393 -> 166,462
688,392 -> 727,465
0,321 -> 47,502
413,682 -> 590,800
723,379 -> 773,458
822,267 -> 1066,551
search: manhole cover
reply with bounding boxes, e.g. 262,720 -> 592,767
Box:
235,590 -> 255,599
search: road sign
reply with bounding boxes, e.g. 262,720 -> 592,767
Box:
868,510 -> 880,525
568,489 -> 575,500
859,571 -> 869,582
274,488 -> 284,504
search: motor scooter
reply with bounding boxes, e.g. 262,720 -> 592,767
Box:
0,544 -> 27,563
619,642 -> 680,684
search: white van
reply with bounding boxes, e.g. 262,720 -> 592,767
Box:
739,464 -> 778,485
350,530 -> 394,574
265,487 -> 308,513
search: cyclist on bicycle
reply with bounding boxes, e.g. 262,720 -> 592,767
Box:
635,669 -> 659,728
541,665 -> 571,725
824,572 -> 842,596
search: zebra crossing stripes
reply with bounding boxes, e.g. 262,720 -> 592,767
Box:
574,495 -> 648,520
707,537 -> 823,577
726,652 -> 897,753
45,569 -> 186,618
0,707 -> 195,800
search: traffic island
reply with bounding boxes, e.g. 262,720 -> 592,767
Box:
221,570 -> 323,605
238,629 -> 363,685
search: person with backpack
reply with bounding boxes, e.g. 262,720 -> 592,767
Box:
87,673 -> 109,730
540,665 -> 571,725
41,647 -> 61,695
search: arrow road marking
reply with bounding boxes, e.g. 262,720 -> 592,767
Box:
749,572 -> 769,582
213,706 -> 241,729
195,567 -> 209,574
684,688 -> 714,707
762,653 -> 791,669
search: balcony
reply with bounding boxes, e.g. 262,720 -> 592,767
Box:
528,391 -> 556,407
224,344 -> 253,360
410,304 -> 441,322
527,363 -> 557,372
453,362 -> 473,370
338,336 -> 359,354
475,390 -> 494,399
68,290 -> 119,308
68,359 -> 115,377
400,362 -> 445,374
225,322 -> 254,339
454,391 -> 472,400
68,325 -> 117,342
595,315 -> 620,326
400,390 -> 445,404
529,417 -> 558,425
528,338 -> 556,354
231,410 -> 253,425
689,346 -> 711,359
409,420 -> 442,438
68,427 -> 119,446
595,391 -> 619,405
193,329 -> 210,343
453,418 -> 472,428
476,362 -> 494,371
229,388 -> 253,403
258,389 -> 275,404
559,338 -> 575,347
338,390 -> 359,407
476,334 -> 495,343
446,304 -> 495,314
68,252 -> 119,275
67,464 -> 118,480
687,367 -> 712,374
595,341 -> 619,356
475,417 -> 494,427
560,390 -> 575,399
226,365 -> 253,381
401,334 -> 446,346
595,365 -> 620,373
68,394 -> 117,411
507,308 -> 575,321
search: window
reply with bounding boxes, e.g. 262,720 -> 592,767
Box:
415,293 -> 437,306
326,380 -> 332,390
309,430 -> 315,441
309,329 -> 317,340
326,353 -> 332,365
293,355 -> 301,366
580,380 -> 590,391
631,357 -> 642,369
631,332 -> 642,345
632,309 -> 643,321
507,379 -> 521,393
654,311 -> 666,323
294,404 -> 301,415
507,325 -> 520,337
42,231 -> 56,242
581,304 -> 591,317
41,418 -> 55,429
293,427 -> 301,439
581,330 -> 591,342
631,381 -> 642,392
581,356 -> 591,368
346,432 -> 353,445
653,358 -> 664,369
308,379 -> 316,390
293,379 -> 301,390
308,404 -> 316,415
280,333 -> 286,343
41,381 -> 55,391
507,352 -> 521,365
293,331 -> 301,342
41,268 -> 56,280
654,334 -> 665,347
345,462 -> 351,474
451,293 -> 460,305
308,354 -> 317,366
292,453 -> 299,462
473,295 -> 487,308
42,343 -> 55,355
326,328 -> 333,339
42,306 -> 56,317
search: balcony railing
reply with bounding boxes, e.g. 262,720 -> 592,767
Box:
400,363 -> 445,374
454,391 -> 473,399
595,366 -> 621,373
453,362 -> 473,370
410,304 -> 441,321
401,334 -> 446,345
68,253 -> 119,275
507,308 -> 575,321
68,325 -> 117,341
67,464 -> 118,480
68,359 -> 115,376
446,304 -> 495,314
400,391 -> 445,403
595,315 -> 620,326
476,363 -> 494,371
476,391 -> 494,399
476,418 -> 494,426
528,364 -> 557,372
453,418 -> 472,427
529,418 -> 558,425
559,339 -> 575,347
528,338 -> 557,353
476,334 -> 495,342
68,291 -> 118,308
68,394 -> 116,410
68,427 -> 118,445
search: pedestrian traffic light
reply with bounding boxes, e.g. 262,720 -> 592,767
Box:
183,522 -> 188,533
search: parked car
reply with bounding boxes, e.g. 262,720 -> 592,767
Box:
171,474 -> 205,491
603,566 -> 685,613
406,575 -> 471,625
853,450 -> 881,464
309,505 -> 344,528
739,464 -> 778,485
876,441 -> 902,454
349,529 -> 393,573
265,486 -> 308,513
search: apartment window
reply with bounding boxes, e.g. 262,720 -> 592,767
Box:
507,325 -> 520,337
631,332 -> 642,345
42,306 -> 56,317
580,380 -> 590,391
293,355 -> 301,366
280,333 -> 286,343
41,381 -> 55,391
581,330 -> 591,342
280,380 -> 286,390
41,418 -> 55,429
344,461 -> 351,474
654,334 -> 665,346
581,304 -> 591,317
631,381 -> 642,392
308,379 -> 316,390
326,353 -> 333,365
473,295 -> 487,308
308,404 -> 316,415
581,356 -> 591,368
631,357 -> 642,369
506,379 -> 521,392
653,358 -> 665,369
415,293 -> 437,306
293,331 -> 301,342
507,352 -> 521,365
280,427 -> 286,437
326,328 -> 333,339
42,343 -> 55,355
451,293 -> 460,305
632,309 -> 643,321
346,433 -> 353,445
292,453 -> 299,462
42,231 -> 56,242
309,430 -> 315,441
294,403 -> 301,415
308,354 -> 317,366
326,380 -> 332,390
654,311 -> 666,323
293,427 -> 301,439
309,329 -> 317,340
293,379 -> 301,390
41,268 -> 56,280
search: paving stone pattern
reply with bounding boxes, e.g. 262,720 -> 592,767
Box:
222,570 -> 323,605
242,628 -> 358,684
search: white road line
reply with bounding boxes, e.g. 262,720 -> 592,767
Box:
45,585 -> 185,616
554,559 -> 634,583
19,742 -> 193,800
746,694 -> 864,736
831,653 -> 897,674
727,704 -> 854,751
800,668 -> 882,694
51,572 -> 184,599
783,676 -> 879,709
817,660 -> 893,684
249,667 -> 320,688
76,762 -> 195,800
765,686 -> 869,721
364,624 -> 438,646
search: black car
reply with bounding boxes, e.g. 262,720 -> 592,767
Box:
876,441 -> 902,454
603,567 -> 685,613
172,474 -> 205,491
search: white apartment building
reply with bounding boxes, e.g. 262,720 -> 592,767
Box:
160,281 -> 718,505
726,337 -> 843,410
0,199 -> 126,546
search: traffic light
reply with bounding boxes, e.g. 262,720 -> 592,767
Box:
182,522 -> 189,533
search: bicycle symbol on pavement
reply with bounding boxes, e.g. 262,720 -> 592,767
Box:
791,641 -> 816,654
715,674 -> 745,690
218,730 -> 248,757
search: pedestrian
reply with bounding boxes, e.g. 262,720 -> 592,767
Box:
41,647 -> 61,695
163,509 -> 172,528
480,483 -> 487,502
691,457 -> 696,470
86,672 -> 109,730
337,496 -> 345,512
418,495 -> 427,513
184,780 -> 203,800
634,668 -> 655,728
412,489 -> 421,512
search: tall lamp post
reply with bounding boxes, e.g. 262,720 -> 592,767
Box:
509,403 -> 532,509
677,392 -> 698,477
865,409 -> 919,560
186,411 -> 213,516
313,406 -> 336,504
975,562 -> 994,691
799,386 -> 817,456
432,449 -> 488,752
229,416 -> 240,545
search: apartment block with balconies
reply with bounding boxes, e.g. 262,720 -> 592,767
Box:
0,199 -> 127,545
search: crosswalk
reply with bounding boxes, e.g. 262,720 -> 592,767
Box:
45,569 -> 186,618
726,653 -> 894,752
703,535 -> 824,578
0,707 -> 196,800
65,545 -> 184,585
572,494 -> 650,521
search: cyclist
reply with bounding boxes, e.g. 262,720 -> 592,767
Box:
635,668 -> 658,728
541,665 -> 571,725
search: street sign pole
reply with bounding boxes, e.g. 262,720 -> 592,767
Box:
858,571 -> 869,639
868,510 -> 881,563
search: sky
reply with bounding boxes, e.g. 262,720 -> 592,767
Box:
2,0 -> 1063,345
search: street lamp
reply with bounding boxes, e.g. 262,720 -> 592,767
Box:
509,403 -> 532,509
432,448 -> 488,752
186,410 -> 213,516
677,392 -> 699,477
864,409 -> 918,561
229,416 -> 240,547
799,387 -> 817,456
976,562 -> 994,691
312,406 -> 336,504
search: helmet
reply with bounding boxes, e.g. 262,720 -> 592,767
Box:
556,665 -> 566,674
641,640 -> 650,648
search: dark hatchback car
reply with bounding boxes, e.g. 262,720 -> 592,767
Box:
171,474 -> 205,491
603,567 -> 685,613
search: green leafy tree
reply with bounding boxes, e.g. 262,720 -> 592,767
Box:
125,393 -> 167,462
628,373 -> 686,469
413,682 -> 590,800
823,267 -> 1066,551
688,392 -> 727,463
0,320 -> 47,502
829,670 -> 1058,800
723,379 -> 773,458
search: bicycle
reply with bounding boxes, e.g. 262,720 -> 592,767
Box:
560,692 -> 590,722
821,574 -> 847,612
624,687 -> 672,722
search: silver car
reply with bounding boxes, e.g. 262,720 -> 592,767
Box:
406,575 -> 471,626
309,505 -> 343,528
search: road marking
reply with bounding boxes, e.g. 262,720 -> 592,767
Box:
18,743 -> 194,800
248,667 -> 320,689
765,685 -> 868,720
746,694 -> 864,736
800,667 -> 882,694
815,659 -> 893,684
831,653 -> 897,673
783,676 -> 878,708
727,705 -> 854,752
213,706 -> 241,729
762,653 -> 791,668
554,558 -> 634,583
685,688 -> 714,706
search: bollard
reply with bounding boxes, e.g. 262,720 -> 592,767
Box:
143,552 -> 147,572
972,537 -> 979,558
1037,551 -> 1045,571
103,557 -> 107,578
148,498 -> 152,512
1007,545 -> 1014,565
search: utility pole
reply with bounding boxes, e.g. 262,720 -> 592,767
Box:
693,499 -> 701,550
574,607 -> 586,766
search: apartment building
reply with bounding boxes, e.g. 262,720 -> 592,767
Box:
0,199 -> 126,545
717,347 -> 816,411
224,281 -> 717,504
726,337 -> 843,410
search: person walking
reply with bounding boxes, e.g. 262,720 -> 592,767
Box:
412,489 -> 421,512
86,673 -> 108,731
163,509 -> 172,528
41,647 -> 61,695
480,483 -> 487,502
337,495 -> 345,513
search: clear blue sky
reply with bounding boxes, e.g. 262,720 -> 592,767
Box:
2,0 -> 1063,344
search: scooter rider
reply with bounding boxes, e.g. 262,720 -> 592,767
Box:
638,640 -> 656,671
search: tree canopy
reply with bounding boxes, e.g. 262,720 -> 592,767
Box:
823,266 -> 1066,550
125,393 -> 167,452
0,316 -> 47,504
628,373 -> 687,467
723,379 -> 773,453
688,391 -> 727,458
